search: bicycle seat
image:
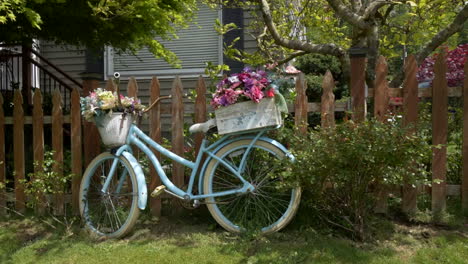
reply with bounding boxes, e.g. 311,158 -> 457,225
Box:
189,119 -> 217,134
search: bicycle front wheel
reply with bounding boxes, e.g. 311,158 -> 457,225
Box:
203,139 -> 301,234
79,152 -> 140,238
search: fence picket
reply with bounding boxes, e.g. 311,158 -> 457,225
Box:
321,70 -> 335,128
33,90 -> 46,215
71,88 -> 82,215
13,91 -> 26,212
402,55 -> 419,215
295,73 -> 308,133
194,76 -> 207,155
52,90 -> 64,215
462,61 -> 468,212
432,51 -> 448,216
374,56 -> 389,214
171,77 -> 185,213
149,76 -> 162,216
105,79 -> 115,92
0,94 -> 5,214
350,54 -> 367,122
82,79 -> 101,166
127,77 -> 138,98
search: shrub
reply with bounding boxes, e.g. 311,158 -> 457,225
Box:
277,118 -> 431,240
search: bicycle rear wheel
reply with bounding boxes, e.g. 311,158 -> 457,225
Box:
203,139 -> 301,234
79,152 -> 140,238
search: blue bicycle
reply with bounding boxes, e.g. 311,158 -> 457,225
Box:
79,96 -> 301,238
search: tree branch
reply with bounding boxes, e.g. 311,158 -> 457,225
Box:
390,4 -> 468,87
326,0 -> 370,29
415,4 -> 468,64
259,0 -> 346,58
363,1 -> 393,20
277,51 -> 310,66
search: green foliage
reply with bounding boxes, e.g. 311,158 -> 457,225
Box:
277,118 -> 431,240
0,0 -> 198,67
295,53 -> 346,101
21,150 -> 73,209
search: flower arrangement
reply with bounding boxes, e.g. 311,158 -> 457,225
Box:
211,67 -> 278,109
80,88 -> 146,121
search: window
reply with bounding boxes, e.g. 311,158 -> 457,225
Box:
105,5 -> 222,79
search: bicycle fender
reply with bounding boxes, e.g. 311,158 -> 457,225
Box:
121,151 -> 148,210
197,136 -> 293,193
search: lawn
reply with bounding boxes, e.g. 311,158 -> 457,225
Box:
1,212 -> 467,264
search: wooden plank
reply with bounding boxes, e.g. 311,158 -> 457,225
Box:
321,70 -> 335,128
374,56 -> 389,214
82,79 -> 101,167
294,73 -> 308,133
369,86 -> 462,98
105,79 -> 115,92
401,55 -> 419,215
0,94 -> 5,214
149,76 -> 162,217
127,77 -> 138,98
350,55 -> 367,122
52,90 -> 64,215
33,90 -> 46,214
463,60 -> 468,212
374,56 -> 389,122
13,90 -> 25,212
171,76 -> 185,213
194,76 -> 207,155
4,115 -> 71,124
432,51 -> 448,216
71,88 -> 82,215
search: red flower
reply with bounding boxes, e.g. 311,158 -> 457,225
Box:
266,88 -> 275,97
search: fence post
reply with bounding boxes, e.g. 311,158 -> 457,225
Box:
321,70 -> 335,128
432,51 -> 448,217
127,77 -> 139,155
105,78 -> 115,92
374,56 -> 390,214
0,94 -> 5,215
52,89 -> 64,215
295,73 -> 308,133
462,60 -> 468,213
194,76 -> 207,155
349,47 -> 367,122
402,55 -> 419,215
149,76 -> 162,217
172,77 -> 185,213
71,88 -> 82,215
13,90 -> 26,212
82,77 -> 101,166
33,90 -> 46,215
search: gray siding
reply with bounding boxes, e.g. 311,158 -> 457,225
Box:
40,41 -> 85,89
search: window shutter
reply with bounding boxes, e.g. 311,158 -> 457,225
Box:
110,5 -> 220,77
222,7 -> 244,74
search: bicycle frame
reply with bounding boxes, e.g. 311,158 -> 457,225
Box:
101,124 -> 274,202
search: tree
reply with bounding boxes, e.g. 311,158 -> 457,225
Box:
209,0 -> 468,87
0,0 -> 198,66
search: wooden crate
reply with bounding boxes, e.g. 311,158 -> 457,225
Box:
215,98 -> 282,135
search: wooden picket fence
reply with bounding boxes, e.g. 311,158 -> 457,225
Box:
0,51 -> 467,217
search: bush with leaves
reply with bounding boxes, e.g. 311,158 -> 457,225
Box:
21,150 -> 73,209
277,118 -> 431,240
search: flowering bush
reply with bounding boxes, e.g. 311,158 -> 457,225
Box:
417,44 -> 467,87
80,88 -> 145,121
211,67 -> 277,109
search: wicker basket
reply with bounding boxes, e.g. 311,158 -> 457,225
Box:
215,98 -> 282,135
95,113 -> 133,147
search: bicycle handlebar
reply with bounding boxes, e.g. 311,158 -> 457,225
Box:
143,95 -> 172,113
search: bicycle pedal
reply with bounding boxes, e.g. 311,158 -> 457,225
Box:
151,185 -> 166,197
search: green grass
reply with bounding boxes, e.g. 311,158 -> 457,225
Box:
0,213 -> 467,264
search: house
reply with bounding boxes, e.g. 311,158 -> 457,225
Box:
0,4 -> 256,133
